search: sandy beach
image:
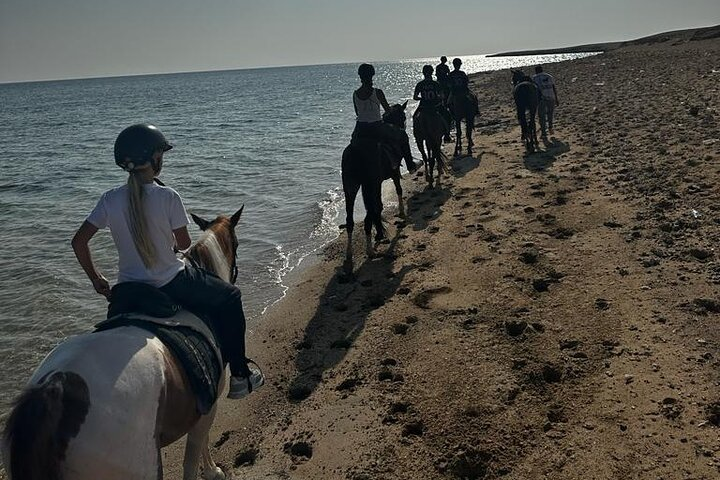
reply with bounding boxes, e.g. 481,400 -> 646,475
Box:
157,33 -> 720,479
2,30 -> 715,480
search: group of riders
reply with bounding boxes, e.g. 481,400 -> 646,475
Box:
351,56 -> 480,172
71,57 -> 479,404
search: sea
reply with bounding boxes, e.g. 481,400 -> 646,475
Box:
0,52 -> 596,414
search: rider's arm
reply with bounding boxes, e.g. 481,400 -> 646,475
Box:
376,88 -> 392,112
71,220 -> 110,299
413,83 -> 422,101
173,226 -> 192,251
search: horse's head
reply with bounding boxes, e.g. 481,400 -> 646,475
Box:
382,101 -> 408,129
511,69 -> 530,85
187,205 -> 244,284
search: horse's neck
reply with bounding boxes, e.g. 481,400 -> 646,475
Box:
188,231 -> 231,283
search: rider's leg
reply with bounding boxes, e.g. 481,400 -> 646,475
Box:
160,266 -> 257,381
378,122 -> 416,172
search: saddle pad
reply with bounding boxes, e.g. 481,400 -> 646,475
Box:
95,312 -> 224,415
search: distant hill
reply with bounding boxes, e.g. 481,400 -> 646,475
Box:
488,24 -> 720,57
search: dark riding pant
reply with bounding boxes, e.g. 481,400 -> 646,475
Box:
352,121 -> 413,170
161,265 -> 249,377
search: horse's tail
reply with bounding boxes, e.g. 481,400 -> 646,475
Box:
3,371 -> 90,480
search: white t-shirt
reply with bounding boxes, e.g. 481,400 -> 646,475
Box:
87,182 -> 189,287
533,72 -> 556,101
354,89 -> 382,123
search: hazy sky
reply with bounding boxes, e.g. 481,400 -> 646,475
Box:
1,0 -> 718,83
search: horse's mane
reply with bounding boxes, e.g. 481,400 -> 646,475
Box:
186,227 -> 232,282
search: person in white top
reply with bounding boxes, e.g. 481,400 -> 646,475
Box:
532,65 -> 560,138
71,124 -> 264,399
352,63 -> 417,172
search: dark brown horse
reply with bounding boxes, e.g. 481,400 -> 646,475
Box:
341,103 -> 411,274
511,69 -> 539,153
413,108 -> 449,188
449,92 -> 478,156
2,208 -> 245,480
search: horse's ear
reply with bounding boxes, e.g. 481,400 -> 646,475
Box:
401,100 -> 408,109
190,213 -> 211,231
230,205 -> 244,228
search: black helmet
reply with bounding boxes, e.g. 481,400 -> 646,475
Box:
422,65 -> 434,76
452,58 -> 462,67
114,124 -> 173,171
358,63 -> 375,79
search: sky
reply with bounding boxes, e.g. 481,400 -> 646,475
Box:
1,0 -> 718,83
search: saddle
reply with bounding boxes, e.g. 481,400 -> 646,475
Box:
95,282 -> 224,415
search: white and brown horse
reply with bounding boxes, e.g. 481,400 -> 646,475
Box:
1,207 -> 245,480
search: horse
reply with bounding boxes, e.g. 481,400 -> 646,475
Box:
1,207 -> 245,480
511,69 -> 540,153
413,107 -> 449,188
341,102 -> 411,274
448,91 -> 478,156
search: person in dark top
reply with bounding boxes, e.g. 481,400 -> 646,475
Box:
352,63 -> 417,172
413,65 -> 450,136
447,57 -> 479,115
447,57 -> 470,97
435,56 -> 451,102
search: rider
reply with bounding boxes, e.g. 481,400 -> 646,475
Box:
447,58 -> 470,105
71,124 -> 265,400
435,56 -> 451,105
352,63 -> 417,173
413,65 -> 450,136
447,58 -> 479,116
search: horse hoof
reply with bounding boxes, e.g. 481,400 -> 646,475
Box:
201,467 -> 226,480
343,259 -> 353,275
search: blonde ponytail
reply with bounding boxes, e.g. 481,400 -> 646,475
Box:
127,171 -> 156,268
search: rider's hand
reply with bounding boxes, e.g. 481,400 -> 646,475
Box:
91,275 -> 111,300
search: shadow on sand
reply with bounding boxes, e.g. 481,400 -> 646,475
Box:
286,227 -> 415,403
286,166 -> 466,402
523,138 -> 570,172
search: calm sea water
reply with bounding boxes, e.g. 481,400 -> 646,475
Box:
0,52 -> 595,413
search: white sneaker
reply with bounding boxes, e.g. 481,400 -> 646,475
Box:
227,362 -> 265,399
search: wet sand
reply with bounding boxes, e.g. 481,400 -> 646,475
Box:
132,34 -> 720,479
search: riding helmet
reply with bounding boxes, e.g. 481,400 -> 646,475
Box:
114,124 -> 173,171
453,58 -> 462,67
358,63 -> 375,79
422,65 -> 434,76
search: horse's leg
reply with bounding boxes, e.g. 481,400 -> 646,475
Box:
343,176 -> 359,274
432,146 -> 441,188
530,105 -> 540,151
427,150 -> 435,188
516,106 -> 528,151
454,117 -> 462,156
466,110 -> 475,152
415,136 -> 428,165
392,168 -> 405,218
183,406 -> 224,480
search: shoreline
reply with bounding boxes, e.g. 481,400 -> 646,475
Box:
3,29 -> 718,480
488,23 -> 720,57
160,34 -> 720,479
